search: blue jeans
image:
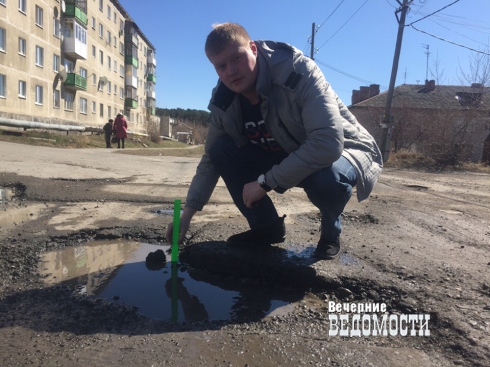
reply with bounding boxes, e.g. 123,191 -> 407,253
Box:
209,135 -> 357,242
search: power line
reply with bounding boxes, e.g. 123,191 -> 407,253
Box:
409,24 -> 490,55
316,0 -> 345,32
315,58 -> 388,89
316,0 -> 371,52
406,0 -> 460,26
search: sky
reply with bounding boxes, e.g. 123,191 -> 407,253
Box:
119,0 -> 490,111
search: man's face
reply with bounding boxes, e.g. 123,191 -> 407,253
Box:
208,40 -> 258,101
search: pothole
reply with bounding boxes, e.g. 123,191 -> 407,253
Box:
38,240 -> 299,322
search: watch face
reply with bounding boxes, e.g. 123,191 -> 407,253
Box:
258,174 -> 265,185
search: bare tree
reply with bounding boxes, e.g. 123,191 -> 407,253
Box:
429,51 -> 446,85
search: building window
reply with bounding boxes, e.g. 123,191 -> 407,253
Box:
0,0 -> 5,6
119,42 -> 124,55
108,106 -> 111,118
35,85 -> 43,105
64,59 -> 74,73
100,103 -> 104,117
80,97 -> 87,114
53,90 -> 60,108
91,17 -> 96,29
53,54 -> 60,72
107,81 -> 111,94
35,46 -> 44,67
18,0 -> 26,13
114,84 -> 117,95
18,80 -> 26,98
99,0 -> 103,12
80,67 -> 87,79
92,45 -> 96,57
35,6 -> 43,27
92,74 -> 96,86
0,74 -> 6,98
75,23 -> 87,45
120,65 -> 124,77
18,37 -> 26,56
64,91 -> 74,110
107,5 -> 111,19
120,87 -> 123,99
114,12 -> 117,23
99,24 -> 103,38
92,101 -> 96,113
107,30 -> 111,45
114,60 -> 117,72
99,50 -> 103,65
54,17 -> 61,38
113,36 -> 116,47
107,55 -> 111,70
0,28 -> 5,52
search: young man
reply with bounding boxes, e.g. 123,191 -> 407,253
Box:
166,23 -> 382,259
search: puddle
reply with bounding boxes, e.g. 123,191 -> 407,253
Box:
286,244 -> 361,266
38,241 -> 297,322
0,188 -> 7,205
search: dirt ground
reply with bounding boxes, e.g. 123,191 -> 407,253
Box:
0,140 -> 489,367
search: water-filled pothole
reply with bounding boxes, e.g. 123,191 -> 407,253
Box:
39,241 -> 298,322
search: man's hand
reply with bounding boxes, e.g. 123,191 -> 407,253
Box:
243,181 -> 267,209
166,207 -> 197,244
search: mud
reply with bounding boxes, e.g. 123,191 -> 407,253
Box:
0,141 -> 489,366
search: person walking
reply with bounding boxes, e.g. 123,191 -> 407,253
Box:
113,113 -> 128,149
102,119 -> 114,148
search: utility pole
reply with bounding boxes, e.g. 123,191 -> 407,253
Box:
423,44 -> 430,80
310,22 -> 316,60
379,0 -> 412,162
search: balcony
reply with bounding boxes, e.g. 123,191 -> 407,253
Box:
147,90 -> 156,100
64,4 -> 88,26
124,32 -> 138,47
125,56 -> 138,68
147,74 -> 156,84
64,73 -> 87,91
125,98 -> 138,109
147,53 -> 156,67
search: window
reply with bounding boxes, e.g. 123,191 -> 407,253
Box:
35,85 -> 43,105
114,84 -> 117,95
91,17 -> 96,29
18,37 -> 26,55
107,30 -> 111,45
113,36 -> 116,47
99,50 -> 103,65
0,74 -> 6,98
0,0 -> 5,6
107,81 -> 111,94
80,67 -> 87,79
35,6 -> 43,27
18,0 -> 26,13
92,101 -> 96,113
0,28 -> 5,52
64,59 -> 73,73
99,24 -> 103,38
114,60 -> 117,72
18,80 -> 26,98
100,103 -> 104,117
35,46 -> 44,66
53,90 -> 60,108
120,65 -> 124,77
119,42 -> 124,55
107,5 -> 111,19
114,12 -> 117,23
53,17 -> 61,38
99,0 -> 103,12
80,97 -> 87,114
75,24 -> 87,44
92,74 -> 96,85
64,91 -> 74,110
108,106 -> 111,118
119,87 -> 123,99
92,45 -> 96,57
53,54 -> 60,72
107,55 -> 111,70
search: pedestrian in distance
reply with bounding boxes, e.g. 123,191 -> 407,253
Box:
113,113 -> 128,149
102,119 -> 114,148
166,23 -> 383,260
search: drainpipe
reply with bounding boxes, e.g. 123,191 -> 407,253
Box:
0,117 -> 85,132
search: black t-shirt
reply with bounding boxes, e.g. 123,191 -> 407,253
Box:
240,95 -> 283,152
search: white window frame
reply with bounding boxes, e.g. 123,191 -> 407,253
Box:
114,60 -> 117,72
0,74 -> 6,98
92,101 -> 96,113
18,37 -> 26,56
107,55 -> 111,70
99,50 -> 103,65
107,30 -> 111,45
99,0 -> 103,12
119,87 -> 123,99
53,89 -> 60,108
92,45 -> 96,58
35,46 -> 44,67
107,81 -> 111,94
35,85 -> 43,105
64,91 -> 74,110
107,5 -> 111,19
53,54 -> 60,72
99,24 -> 103,38
100,103 -> 104,117
80,67 -> 87,79
35,6 -> 43,27
0,28 -> 6,52
80,97 -> 87,114
108,105 -> 111,118
91,17 -> 96,30
53,17 -> 61,38
18,0 -> 26,14
18,80 -> 26,98
92,74 -> 96,86
0,0 -> 6,7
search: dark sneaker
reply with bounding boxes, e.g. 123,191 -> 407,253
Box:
227,216 -> 286,246
314,237 -> 341,260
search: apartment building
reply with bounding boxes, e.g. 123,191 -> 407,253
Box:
0,0 -> 157,133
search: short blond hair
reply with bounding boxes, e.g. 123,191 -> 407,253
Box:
205,23 -> 251,56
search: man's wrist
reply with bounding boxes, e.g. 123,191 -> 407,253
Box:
257,174 -> 272,192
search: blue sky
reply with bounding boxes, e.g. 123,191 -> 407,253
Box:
120,0 -> 490,111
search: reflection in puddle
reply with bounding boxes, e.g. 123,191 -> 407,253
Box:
153,209 -> 183,215
39,241 -> 296,322
286,244 -> 360,266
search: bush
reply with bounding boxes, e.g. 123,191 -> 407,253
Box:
146,121 -> 161,144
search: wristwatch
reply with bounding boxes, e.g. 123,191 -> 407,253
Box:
257,174 -> 272,192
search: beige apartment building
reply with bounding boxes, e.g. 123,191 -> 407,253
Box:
0,0 -> 157,134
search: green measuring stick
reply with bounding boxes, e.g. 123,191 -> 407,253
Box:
171,199 -> 181,262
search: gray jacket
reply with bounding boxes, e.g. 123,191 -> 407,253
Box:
185,40 -> 382,211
